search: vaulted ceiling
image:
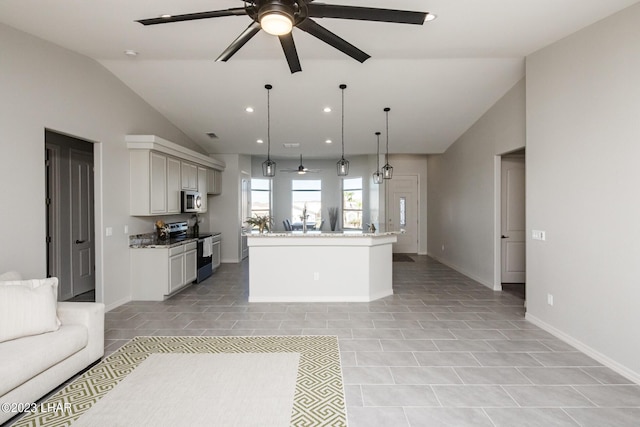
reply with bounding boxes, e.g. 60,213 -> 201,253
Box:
1,0 -> 637,157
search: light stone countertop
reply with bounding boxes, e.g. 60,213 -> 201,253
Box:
245,231 -> 401,237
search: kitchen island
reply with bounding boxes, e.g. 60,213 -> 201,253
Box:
246,232 -> 398,302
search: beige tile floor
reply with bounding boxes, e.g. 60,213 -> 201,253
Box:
104,256 -> 640,427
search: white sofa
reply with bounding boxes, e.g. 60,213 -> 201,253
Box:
0,272 -> 104,424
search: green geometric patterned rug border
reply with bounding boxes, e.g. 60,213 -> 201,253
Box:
11,336 -> 346,427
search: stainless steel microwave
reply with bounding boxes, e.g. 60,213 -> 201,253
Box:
181,190 -> 203,213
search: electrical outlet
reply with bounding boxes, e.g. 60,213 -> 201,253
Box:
313,272 -> 320,281
105,227 -> 113,237
441,244 -> 445,252
547,293 -> 554,306
124,225 -> 129,234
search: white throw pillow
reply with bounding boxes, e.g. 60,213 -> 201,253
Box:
0,278 -> 61,343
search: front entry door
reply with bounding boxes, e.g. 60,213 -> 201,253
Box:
501,157 -> 526,283
388,175 -> 419,253
70,149 -> 95,296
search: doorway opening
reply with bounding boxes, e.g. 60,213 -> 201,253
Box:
494,148 -> 526,299
45,130 -> 96,302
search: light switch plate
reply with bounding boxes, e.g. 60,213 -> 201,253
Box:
532,230 -> 546,241
105,227 -> 113,237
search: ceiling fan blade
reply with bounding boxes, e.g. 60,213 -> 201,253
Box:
216,21 -> 261,62
297,19 -> 370,63
307,3 -> 426,25
137,8 -> 248,26
278,33 -> 302,74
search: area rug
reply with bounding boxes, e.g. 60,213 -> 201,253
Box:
392,253 -> 415,262
11,336 -> 346,427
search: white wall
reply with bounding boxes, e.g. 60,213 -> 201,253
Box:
526,4 -> 640,380
0,24 -> 201,309
209,154 -> 252,263
427,79 -> 526,287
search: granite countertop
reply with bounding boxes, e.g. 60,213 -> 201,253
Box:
129,233 -> 199,248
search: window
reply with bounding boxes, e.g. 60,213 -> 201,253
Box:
250,178 -> 271,218
343,177 -> 363,229
292,180 -> 322,226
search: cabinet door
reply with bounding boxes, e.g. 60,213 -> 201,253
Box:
208,169 -> 222,195
150,152 -> 167,214
168,253 -> 184,293
197,167 -> 208,212
181,162 -> 198,190
184,249 -> 197,284
167,157 -> 182,214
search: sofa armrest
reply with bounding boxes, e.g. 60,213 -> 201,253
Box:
57,302 -> 105,361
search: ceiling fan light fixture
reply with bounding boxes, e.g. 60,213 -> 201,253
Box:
259,4 -> 294,36
262,84 -> 276,177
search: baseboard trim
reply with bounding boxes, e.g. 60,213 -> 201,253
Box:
105,296 -> 131,312
427,253 -> 496,290
525,313 -> 640,385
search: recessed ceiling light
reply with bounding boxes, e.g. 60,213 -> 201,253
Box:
257,139 -> 264,144
325,139 -> 332,144
425,13 -> 437,22
323,107 -> 332,113
124,50 -> 138,57
245,107 -> 254,113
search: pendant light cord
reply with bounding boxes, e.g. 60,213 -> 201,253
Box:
376,132 -> 381,170
385,107 -> 390,163
341,85 -> 345,159
267,85 -> 272,160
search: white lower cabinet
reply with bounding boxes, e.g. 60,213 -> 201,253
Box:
131,241 -> 197,301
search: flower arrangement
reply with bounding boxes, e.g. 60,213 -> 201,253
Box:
155,220 -> 169,240
246,214 -> 273,234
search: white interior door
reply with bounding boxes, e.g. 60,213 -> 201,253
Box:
70,149 -> 95,296
501,157 -> 526,283
388,175 -> 419,253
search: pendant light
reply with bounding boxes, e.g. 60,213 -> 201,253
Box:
336,84 -> 350,176
262,84 -> 276,177
382,107 -> 393,179
372,132 -> 383,184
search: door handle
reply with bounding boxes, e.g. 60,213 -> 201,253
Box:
501,235 -> 509,239
75,239 -> 86,244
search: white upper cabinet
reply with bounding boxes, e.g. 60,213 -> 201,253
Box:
181,162 -> 198,190
208,169 -> 222,195
127,135 -> 225,216
167,157 -> 182,214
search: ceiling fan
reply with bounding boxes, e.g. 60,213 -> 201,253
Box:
280,155 -> 321,174
136,0 -> 430,73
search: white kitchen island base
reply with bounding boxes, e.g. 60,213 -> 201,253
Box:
247,233 -> 397,302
